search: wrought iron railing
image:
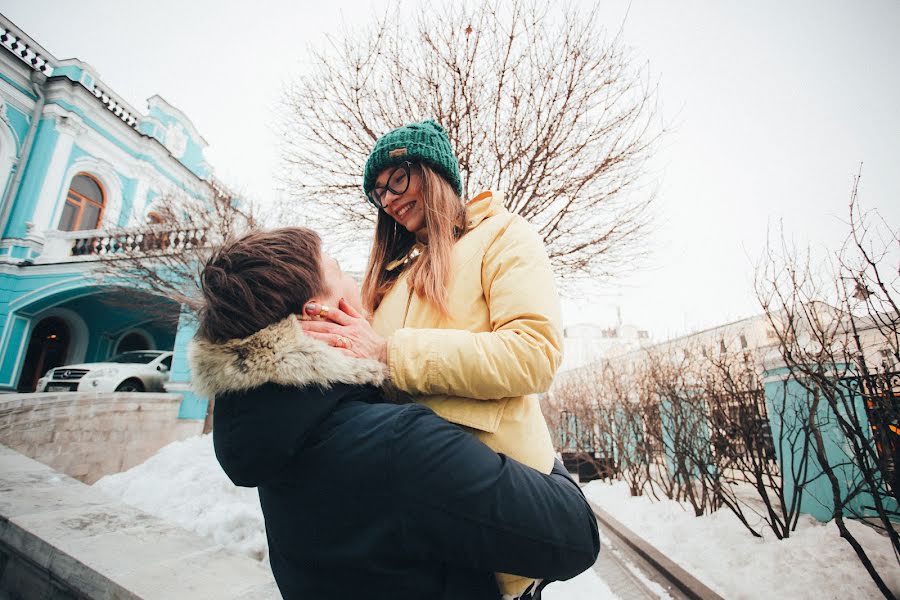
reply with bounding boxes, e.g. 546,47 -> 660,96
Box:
708,388 -> 777,463
845,370 -> 900,502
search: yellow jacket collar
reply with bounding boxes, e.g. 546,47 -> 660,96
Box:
466,191 -> 506,230
383,192 -> 504,272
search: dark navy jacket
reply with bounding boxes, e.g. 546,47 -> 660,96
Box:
213,382 -> 599,600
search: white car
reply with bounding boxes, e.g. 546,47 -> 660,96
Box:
36,350 -> 174,393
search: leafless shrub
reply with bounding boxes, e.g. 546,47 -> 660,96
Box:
91,188 -> 258,322
755,169 -> 899,597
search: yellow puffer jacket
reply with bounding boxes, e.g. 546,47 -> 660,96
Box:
371,191 -> 562,473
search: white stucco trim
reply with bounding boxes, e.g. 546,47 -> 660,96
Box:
7,275 -> 86,310
0,314 -> 30,387
0,116 -> 16,203
0,307 -> 90,388
45,156 -> 123,233
44,91 -> 208,198
147,95 -> 209,147
31,113 -> 83,235
31,307 -> 90,364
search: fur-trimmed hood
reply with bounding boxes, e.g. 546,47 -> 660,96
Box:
193,317 -> 389,489
189,316 -> 387,398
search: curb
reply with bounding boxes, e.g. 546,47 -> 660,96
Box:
587,500 -> 725,600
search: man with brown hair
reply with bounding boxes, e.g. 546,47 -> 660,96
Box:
190,227 -> 599,600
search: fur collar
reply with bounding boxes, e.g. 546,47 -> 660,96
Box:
189,316 -> 387,398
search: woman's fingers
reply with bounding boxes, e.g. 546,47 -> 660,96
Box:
302,330 -> 335,344
297,306 -> 388,365
300,329 -> 360,357
338,298 -> 364,319
298,320 -> 344,335
304,302 -> 354,326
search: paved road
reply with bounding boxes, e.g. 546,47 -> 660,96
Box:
592,529 -> 671,600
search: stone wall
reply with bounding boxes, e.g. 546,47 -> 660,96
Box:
0,392 -> 202,483
0,444 -> 278,599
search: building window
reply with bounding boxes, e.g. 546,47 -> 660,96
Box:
58,173 -> 105,231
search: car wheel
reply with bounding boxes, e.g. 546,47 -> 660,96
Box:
115,379 -> 145,393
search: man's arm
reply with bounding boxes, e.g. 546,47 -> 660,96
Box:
389,405 -> 600,581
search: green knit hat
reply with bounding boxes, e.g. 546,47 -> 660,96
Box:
363,119 -> 463,201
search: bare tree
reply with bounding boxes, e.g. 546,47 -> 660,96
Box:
641,345 -> 724,516
755,171 -> 899,598
86,186 -> 258,322
696,342 -> 815,540
544,364 -> 616,481
280,0 -> 660,280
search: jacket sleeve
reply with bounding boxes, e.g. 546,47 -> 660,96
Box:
390,404 -> 600,580
387,216 -> 563,399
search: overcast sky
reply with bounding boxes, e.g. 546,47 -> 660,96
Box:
4,0 -> 899,340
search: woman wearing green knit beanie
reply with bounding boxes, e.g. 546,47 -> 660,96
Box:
301,119 -> 566,599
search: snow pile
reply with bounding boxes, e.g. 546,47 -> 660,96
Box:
94,435 -> 268,562
584,480 -> 900,600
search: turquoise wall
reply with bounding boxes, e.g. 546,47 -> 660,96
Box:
4,103 -> 31,148
0,270 -> 81,388
144,105 -> 210,179
0,269 -> 179,390
117,174 -> 137,227
764,365 -> 898,522
659,394 -> 712,482
51,64 -> 95,89
44,100 -> 204,199
169,308 -> 205,419
4,118 -> 61,238
1,50 -> 216,415
62,294 -> 177,362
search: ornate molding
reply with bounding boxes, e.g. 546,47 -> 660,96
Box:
53,113 -> 87,139
0,95 -> 9,128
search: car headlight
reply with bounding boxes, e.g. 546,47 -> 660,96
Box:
85,368 -> 120,379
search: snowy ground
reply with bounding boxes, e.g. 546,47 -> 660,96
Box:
95,435 -> 898,599
95,435 -> 268,563
583,480 -> 900,600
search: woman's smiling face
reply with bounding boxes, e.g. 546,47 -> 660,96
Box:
373,163 -> 426,233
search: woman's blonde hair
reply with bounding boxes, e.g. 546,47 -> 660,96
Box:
361,164 -> 467,315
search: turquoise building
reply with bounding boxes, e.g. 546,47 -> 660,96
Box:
0,14 -> 217,421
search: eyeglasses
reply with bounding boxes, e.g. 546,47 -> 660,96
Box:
368,162 -> 414,208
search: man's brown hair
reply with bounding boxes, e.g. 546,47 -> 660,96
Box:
196,227 -> 326,343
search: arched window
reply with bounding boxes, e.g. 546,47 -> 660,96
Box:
58,173 -> 105,231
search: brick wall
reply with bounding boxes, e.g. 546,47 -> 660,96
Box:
0,392 -> 202,483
